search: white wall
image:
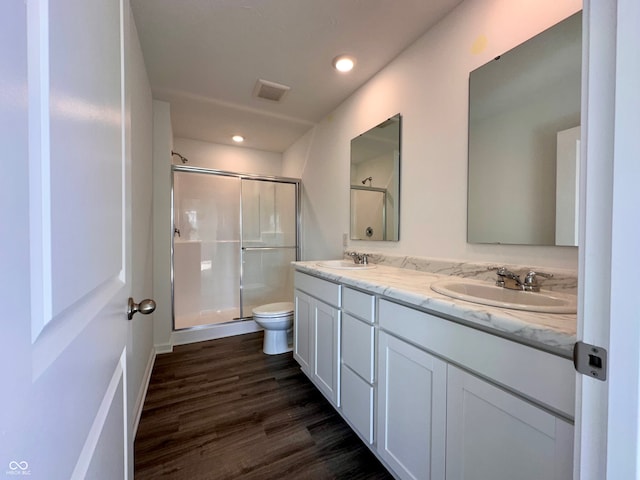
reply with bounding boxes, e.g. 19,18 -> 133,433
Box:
173,137 -> 282,176
283,0 -> 581,270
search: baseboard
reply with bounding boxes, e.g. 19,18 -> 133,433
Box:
132,347 -> 156,438
172,320 -> 261,346
154,342 -> 173,354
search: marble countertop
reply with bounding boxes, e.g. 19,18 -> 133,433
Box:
293,261 -> 577,359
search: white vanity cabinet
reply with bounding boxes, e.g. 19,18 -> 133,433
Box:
293,271 -> 341,406
378,331 -> 447,480
292,267 -> 576,480
378,298 -> 575,480
340,287 -> 376,444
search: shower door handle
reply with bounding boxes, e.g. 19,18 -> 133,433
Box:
127,297 -> 156,320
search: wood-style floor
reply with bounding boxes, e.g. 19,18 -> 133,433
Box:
134,332 -> 393,480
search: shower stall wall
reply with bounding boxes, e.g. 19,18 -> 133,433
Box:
172,166 -> 299,330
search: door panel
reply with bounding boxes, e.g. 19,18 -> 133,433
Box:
314,300 -> 341,405
48,0 -> 123,317
172,171 -> 242,328
85,375 -> 125,479
240,178 -> 298,316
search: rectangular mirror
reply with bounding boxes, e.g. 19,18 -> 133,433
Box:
350,114 -> 401,241
467,12 -> 581,246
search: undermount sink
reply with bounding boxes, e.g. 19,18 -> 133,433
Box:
317,260 -> 377,270
431,278 -> 576,314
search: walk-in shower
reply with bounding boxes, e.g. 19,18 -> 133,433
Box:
171,166 -> 300,330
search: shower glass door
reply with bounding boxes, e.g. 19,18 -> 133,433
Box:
173,171 -> 241,329
172,167 -> 299,330
241,179 -> 297,315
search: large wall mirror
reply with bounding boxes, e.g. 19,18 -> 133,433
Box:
467,12 -> 581,246
350,114 -> 401,241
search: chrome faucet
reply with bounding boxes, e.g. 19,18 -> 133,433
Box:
495,267 -> 553,292
348,252 -> 369,265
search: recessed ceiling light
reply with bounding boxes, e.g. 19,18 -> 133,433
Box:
333,55 -> 355,73
232,135 -> 244,143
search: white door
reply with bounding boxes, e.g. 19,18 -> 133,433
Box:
1,1 -> 138,478
577,0 -> 640,478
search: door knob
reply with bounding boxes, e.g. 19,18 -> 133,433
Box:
127,297 -> 156,320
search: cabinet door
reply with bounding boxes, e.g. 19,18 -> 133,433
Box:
313,300 -> 341,406
294,289 -> 313,375
378,332 -> 447,480
446,365 -> 573,480
341,365 -> 374,444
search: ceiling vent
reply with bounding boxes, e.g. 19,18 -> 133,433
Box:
253,79 -> 291,102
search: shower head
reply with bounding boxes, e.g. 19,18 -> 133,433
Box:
172,150 -> 189,164
361,176 -> 372,185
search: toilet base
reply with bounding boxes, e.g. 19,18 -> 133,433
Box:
262,329 -> 292,355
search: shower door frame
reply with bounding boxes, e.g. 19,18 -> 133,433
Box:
171,165 -> 301,331
350,185 -> 388,241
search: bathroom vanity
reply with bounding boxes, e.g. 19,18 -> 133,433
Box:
293,260 -> 576,480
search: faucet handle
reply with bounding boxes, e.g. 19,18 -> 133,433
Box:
523,270 -> 553,291
495,267 -> 521,281
347,251 -> 361,264
346,251 -> 369,265
494,267 -> 521,289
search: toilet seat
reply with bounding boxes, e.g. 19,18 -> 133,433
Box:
252,302 -> 294,317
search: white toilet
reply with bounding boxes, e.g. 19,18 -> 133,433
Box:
252,302 -> 294,355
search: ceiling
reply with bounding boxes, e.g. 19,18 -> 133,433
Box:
130,0 -> 463,153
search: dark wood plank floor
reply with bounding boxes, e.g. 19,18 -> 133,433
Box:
134,332 -> 393,480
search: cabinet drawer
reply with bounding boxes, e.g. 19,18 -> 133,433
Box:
341,365 -> 374,444
294,271 -> 341,307
343,287 -> 375,323
342,314 -> 375,383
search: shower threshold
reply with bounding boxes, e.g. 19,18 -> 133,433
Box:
175,308 -> 252,330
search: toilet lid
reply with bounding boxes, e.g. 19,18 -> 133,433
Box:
252,302 -> 294,316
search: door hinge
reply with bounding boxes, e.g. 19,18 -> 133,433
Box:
573,341 -> 607,381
